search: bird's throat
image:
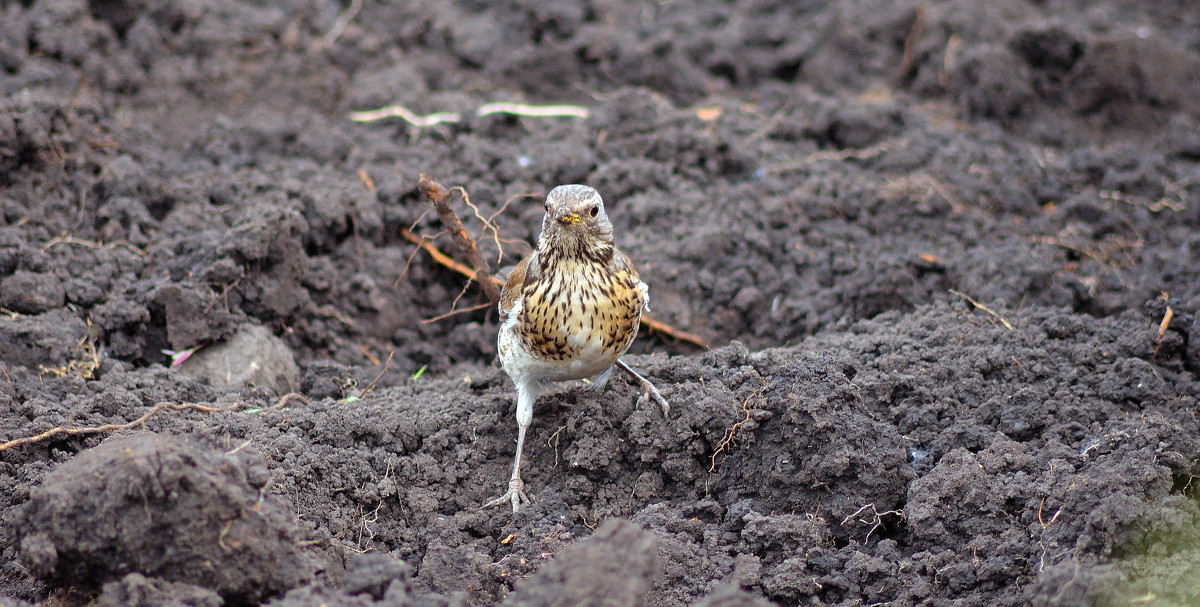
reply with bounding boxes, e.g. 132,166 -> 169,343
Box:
539,229 -> 614,266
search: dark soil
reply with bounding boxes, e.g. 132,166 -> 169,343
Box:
2,1 -> 1199,606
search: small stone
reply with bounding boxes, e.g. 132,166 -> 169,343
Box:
176,323 -> 300,393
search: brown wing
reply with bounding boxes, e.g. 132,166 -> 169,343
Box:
499,250 -> 540,322
611,248 -> 649,315
612,249 -> 641,281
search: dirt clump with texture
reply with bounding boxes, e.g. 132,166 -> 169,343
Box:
1,1 -> 1199,606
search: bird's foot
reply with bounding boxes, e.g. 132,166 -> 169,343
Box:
483,476 -> 530,512
636,379 -> 671,418
616,360 -> 670,418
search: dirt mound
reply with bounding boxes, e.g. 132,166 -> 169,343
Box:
11,433 -> 313,604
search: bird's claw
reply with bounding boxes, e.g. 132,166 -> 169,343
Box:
483,477 -> 530,512
641,382 -> 671,418
615,360 -> 670,418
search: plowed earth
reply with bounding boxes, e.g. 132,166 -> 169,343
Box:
1,1 -> 1199,606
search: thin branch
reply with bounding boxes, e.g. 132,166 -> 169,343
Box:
399,228 -> 485,287
357,350 -> 394,399
422,301 -> 493,324
272,393 -> 310,410
417,175 -> 503,306
458,187 -> 510,265
42,233 -> 146,257
762,141 -> 895,173
898,5 -> 928,81
1155,304 -> 1175,342
488,193 -> 539,263
0,401 -> 244,452
322,0 -> 364,46
949,289 -> 1014,330
642,316 -> 709,349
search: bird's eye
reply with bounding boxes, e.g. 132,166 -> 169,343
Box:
589,205 -> 599,217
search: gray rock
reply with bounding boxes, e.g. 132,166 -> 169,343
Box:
177,323 -> 299,393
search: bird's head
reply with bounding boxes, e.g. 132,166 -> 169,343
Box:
539,185 -> 614,260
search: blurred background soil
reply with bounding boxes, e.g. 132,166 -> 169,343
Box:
1,0 -> 1199,605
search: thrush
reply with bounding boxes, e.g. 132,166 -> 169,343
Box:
486,184 -> 669,512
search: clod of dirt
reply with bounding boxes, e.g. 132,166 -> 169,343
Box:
341,554 -> 413,602
709,353 -> 912,542
153,284 -> 237,352
0,307 -> 88,369
97,573 -> 222,607
0,270 -> 65,314
12,432 -> 313,604
502,519 -> 658,607
410,542 -> 494,604
176,323 -> 300,393
692,585 -> 776,607
266,553 -> 413,607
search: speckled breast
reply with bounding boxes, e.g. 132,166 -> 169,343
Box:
515,258 -> 643,381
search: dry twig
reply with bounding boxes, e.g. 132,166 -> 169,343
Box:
422,301 -> 493,324
272,393 -> 310,410
898,5 -> 928,81
399,228 -> 487,289
476,102 -> 589,119
418,175 -> 503,306
322,0 -> 363,46
709,375 -> 767,472
350,102 -> 591,127
357,350 -> 394,399
1153,294 -> 1175,357
1156,305 -> 1175,341
763,141 -> 895,173
0,402 -> 241,452
349,105 -> 462,127
42,233 -> 146,257
949,289 -> 1014,330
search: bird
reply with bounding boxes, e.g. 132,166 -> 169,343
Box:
486,184 -> 669,512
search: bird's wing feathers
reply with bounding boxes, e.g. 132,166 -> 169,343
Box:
612,250 -> 640,279
499,251 -> 540,322
613,249 -> 650,311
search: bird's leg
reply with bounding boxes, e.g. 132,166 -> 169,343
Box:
615,359 -> 670,418
484,382 -> 536,512
483,421 -> 530,511
584,365 -> 614,393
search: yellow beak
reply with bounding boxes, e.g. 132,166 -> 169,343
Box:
556,213 -> 583,225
